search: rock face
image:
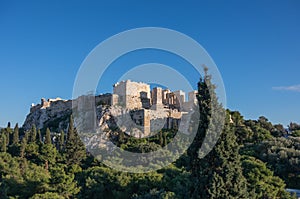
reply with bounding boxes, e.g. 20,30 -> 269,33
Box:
23,97 -> 184,138
23,98 -> 72,132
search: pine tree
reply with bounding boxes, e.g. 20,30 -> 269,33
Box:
45,128 -> 51,145
49,166 -> 80,197
12,123 -> 19,145
188,70 -> 248,198
65,115 -> 86,165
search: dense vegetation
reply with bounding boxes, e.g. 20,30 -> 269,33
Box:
0,75 -> 299,198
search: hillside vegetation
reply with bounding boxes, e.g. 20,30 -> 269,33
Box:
0,75 -> 299,198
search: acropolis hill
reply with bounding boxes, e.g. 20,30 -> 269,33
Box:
23,80 -> 198,137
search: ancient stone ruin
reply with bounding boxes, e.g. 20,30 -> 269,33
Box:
24,80 -> 198,138
94,80 -> 198,137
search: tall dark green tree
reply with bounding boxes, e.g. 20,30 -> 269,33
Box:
163,132 -> 167,146
0,133 -> 7,152
36,129 -> 42,144
45,128 -> 51,145
207,116 -> 248,198
4,122 -> 12,146
12,123 -> 19,145
29,125 -> 37,143
159,131 -> 163,146
4,123 -> 11,147
188,70 -> 248,198
20,135 -> 27,158
59,130 -> 65,152
7,123 -> 20,156
65,115 -> 86,165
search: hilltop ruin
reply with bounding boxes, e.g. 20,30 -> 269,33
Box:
23,80 -> 198,137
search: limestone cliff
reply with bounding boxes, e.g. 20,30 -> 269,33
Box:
23,97 -> 182,138
22,98 -> 72,132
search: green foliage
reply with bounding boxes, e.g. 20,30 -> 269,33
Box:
242,156 -> 293,199
25,143 -> 39,162
0,179 -> 8,199
58,130 -> 65,152
49,165 -> 80,198
291,130 -> 300,137
289,122 -> 300,132
29,125 -> 37,143
0,133 -> 7,152
159,131 -> 163,146
243,119 -> 273,143
65,115 -> 86,165
12,123 -> 19,145
30,192 -> 64,199
272,124 -> 287,137
0,77 -> 298,198
0,153 -> 50,198
188,73 -> 248,198
39,143 -> 57,166
78,166 -> 165,199
242,137 -> 300,189
37,129 -> 42,144
44,128 -> 51,145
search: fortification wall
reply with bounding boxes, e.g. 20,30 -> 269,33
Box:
113,80 -> 150,109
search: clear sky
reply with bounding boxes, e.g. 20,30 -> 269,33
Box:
0,0 -> 299,127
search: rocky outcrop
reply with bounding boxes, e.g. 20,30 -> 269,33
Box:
23,96 -> 187,137
23,98 -> 72,132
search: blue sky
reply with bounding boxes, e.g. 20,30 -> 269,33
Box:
0,0 -> 299,127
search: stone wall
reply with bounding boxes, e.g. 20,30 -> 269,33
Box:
95,93 -> 119,106
173,90 -> 185,105
113,80 -> 150,109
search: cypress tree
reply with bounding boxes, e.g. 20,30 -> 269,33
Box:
12,123 -> 19,145
4,122 -> 12,146
20,135 -> 27,158
65,115 -> 86,165
36,129 -> 42,144
8,123 -> 20,156
207,116 -> 248,198
59,130 -> 65,151
159,131 -> 163,146
188,70 -> 248,198
0,133 -> 7,152
45,128 -> 51,145
163,132 -> 167,146
29,124 -> 37,143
